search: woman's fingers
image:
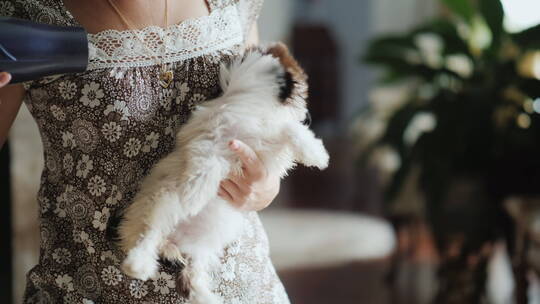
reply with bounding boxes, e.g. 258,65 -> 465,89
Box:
218,185 -> 234,202
227,174 -> 252,194
229,139 -> 266,180
221,179 -> 243,197
0,72 -> 11,87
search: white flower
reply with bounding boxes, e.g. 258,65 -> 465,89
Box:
50,105 -> 66,121
129,280 -> 149,299
221,258 -> 237,281
73,230 -> 96,254
152,272 -> 175,295
142,132 -> 160,153
63,293 -> 77,303
80,82 -> 104,108
63,154 -> 74,174
104,100 -> 131,120
100,250 -> 119,263
106,185 -> 122,205
175,82 -> 190,103
76,155 -> 94,178
54,202 -> 67,218
88,175 -> 106,197
52,248 -> 72,265
55,274 -> 74,292
191,93 -> 206,104
237,263 -> 251,282
404,112 -> 437,146
226,240 -> 241,256
55,185 -> 73,218
414,33 -> 444,69
164,118 -> 176,137
123,138 -> 141,158
73,230 -> 83,243
445,54 -> 474,78
109,67 -> 126,79
160,88 -> 175,110
39,197 -> 51,214
101,122 -> 122,142
0,2 -> 15,16
92,207 -> 110,231
61,131 -> 76,149
58,81 -> 77,99
80,230 -> 90,241
82,299 -> 95,304
101,266 -> 123,286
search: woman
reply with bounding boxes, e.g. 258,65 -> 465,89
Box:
0,0 -> 291,303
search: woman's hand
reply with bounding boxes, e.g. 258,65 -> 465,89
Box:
0,72 -> 11,88
217,139 -> 281,212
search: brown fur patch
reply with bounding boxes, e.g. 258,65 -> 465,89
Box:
244,42 -> 309,105
175,263 -> 192,298
265,43 -> 309,106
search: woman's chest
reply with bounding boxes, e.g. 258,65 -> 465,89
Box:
23,56 -> 229,167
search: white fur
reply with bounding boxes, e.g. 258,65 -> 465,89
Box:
118,50 -> 329,304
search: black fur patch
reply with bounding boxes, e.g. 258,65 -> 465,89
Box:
105,209 -> 123,243
303,111 -> 312,126
278,71 -> 295,103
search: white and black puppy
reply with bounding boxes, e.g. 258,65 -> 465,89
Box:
118,42 -> 329,304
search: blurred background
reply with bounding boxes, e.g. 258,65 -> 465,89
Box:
3,0 -> 540,303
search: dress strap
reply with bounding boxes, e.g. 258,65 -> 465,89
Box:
207,0 -> 236,11
205,0 -> 264,44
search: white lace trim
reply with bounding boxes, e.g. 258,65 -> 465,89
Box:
87,5 -> 243,70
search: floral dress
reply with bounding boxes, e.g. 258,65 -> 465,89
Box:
1,0 -> 291,303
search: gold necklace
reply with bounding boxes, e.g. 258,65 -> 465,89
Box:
106,0 -> 174,88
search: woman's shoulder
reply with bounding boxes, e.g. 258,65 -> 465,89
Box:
222,0 -> 264,41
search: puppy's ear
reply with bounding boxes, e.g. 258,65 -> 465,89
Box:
264,42 -> 309,105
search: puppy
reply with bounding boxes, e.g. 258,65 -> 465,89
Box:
118,42 -> 329,304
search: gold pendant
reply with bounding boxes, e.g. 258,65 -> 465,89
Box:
159,70 -> 174,88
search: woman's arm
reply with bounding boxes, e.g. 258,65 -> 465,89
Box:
0,73 -> 25,150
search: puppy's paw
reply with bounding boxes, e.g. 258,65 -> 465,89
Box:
121,248 -> 159,281
301,139 -> 329,170
159,241 -> 187,264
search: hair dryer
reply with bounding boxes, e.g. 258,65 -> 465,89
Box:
0,17 -> 88,84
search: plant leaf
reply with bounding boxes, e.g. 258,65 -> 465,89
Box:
512,24 -> 540,49
441,0 -> 475,22
479,0 -> 505,52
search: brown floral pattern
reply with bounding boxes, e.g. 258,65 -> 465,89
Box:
2,0 -> 291,303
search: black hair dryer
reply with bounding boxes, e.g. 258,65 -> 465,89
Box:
0,17 -> 88,84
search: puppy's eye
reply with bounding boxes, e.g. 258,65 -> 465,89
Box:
302,111 -> 312,127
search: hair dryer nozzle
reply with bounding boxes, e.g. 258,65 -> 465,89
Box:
0,17 -> 88,84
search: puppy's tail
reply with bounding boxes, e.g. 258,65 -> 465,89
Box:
176,264 -> 193,299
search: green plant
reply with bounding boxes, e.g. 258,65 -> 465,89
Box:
361,0 -> 540,302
